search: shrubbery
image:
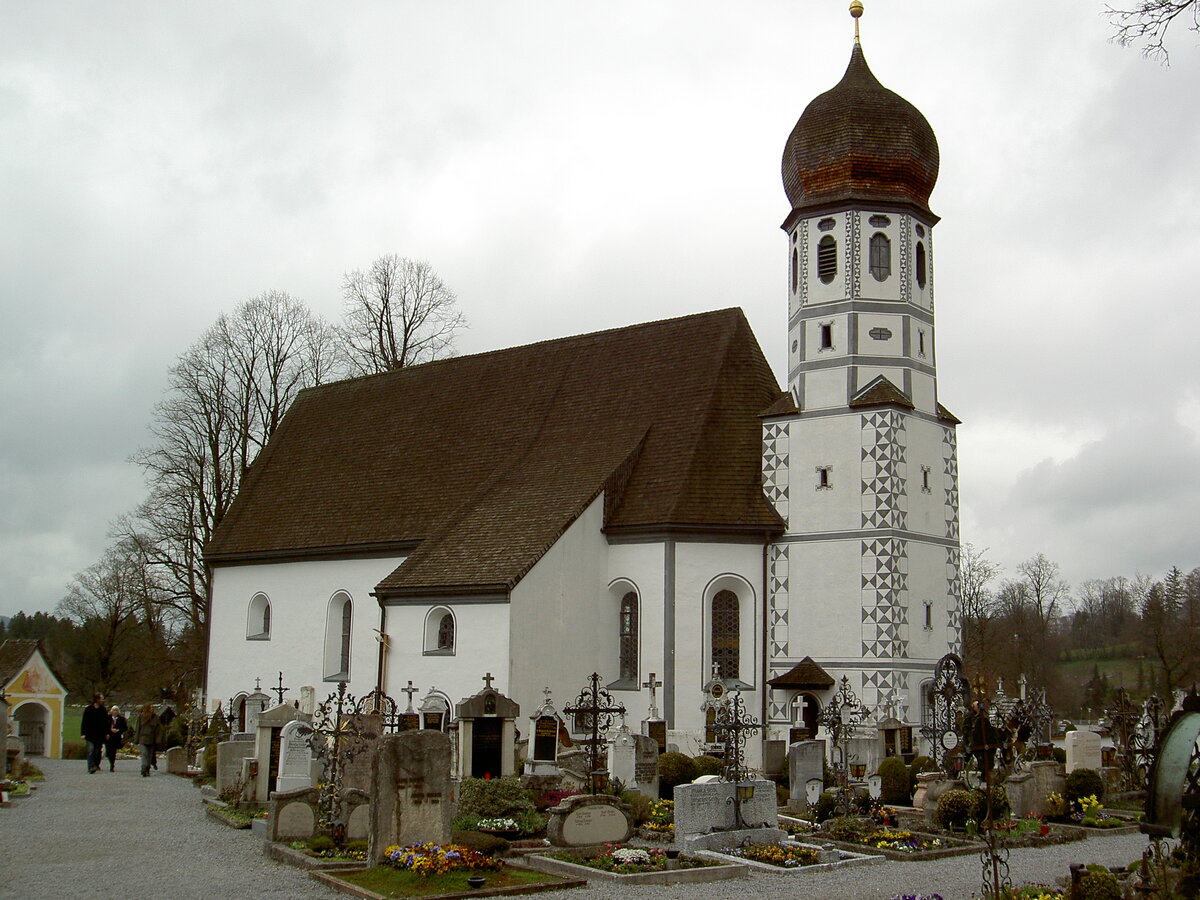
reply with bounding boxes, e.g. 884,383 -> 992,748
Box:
933,789 -> 975,830
657,752 -> 698,799
458,777 -> 535,817
878,757 -> 910,804
450,829 -> 511,856
692,754 -> 724,777
1065,768 -> 1105,802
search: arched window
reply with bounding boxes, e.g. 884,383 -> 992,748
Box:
246,593 -> 271,640
424,606 -> 456,655
324,592 -> 352,680
817,235 -> 837,284
711,589 -> 740,680
869,232 -> 891,281
791,248 -> 798,293
619,592 -> 638,682
920,679 -> 935,727
915,241 -> 927,289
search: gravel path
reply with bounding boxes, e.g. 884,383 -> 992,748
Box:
1,759 -> 1152,900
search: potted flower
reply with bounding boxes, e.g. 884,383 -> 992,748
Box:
476,816 -> 522,839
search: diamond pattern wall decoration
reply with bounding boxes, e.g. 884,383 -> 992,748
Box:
942,426 -> 959,541
861,411 -> 908,530
798,218 -> 810,308
847,211 -> 862,300
863,669 -> 911,722
900,214 -> 912,303
861,537 -> 909,659
762,421 -> 791,529
768,543 -> 790,659
946,545 -> 962,656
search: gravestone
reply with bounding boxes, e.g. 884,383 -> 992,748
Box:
867,773 -> 882,799
268,786 -> 321,842
524,688 -> 562,775
215,736 -> 255,797
335,712 -> 383,796
805,777 -> 823,806
298,686 -> 316,716
644,718 -> 667,753
275,719 -> 315,793
165,745 -> 188,775
254,703 -> 304,801
673,779 -> 783,850
1065,730 -> 1102,773
243,689 -> 271,733
608,726 -> 636,789
455,677 -> 519,779
633,734 -> 660,796
546,793 -> 633,846
787,740 -> 826,813
368,731 -> 454,865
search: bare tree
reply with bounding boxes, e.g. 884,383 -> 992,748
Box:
340,255 -> 466,374
958,543 -> 1002,672
128,291 -> 341,682
1107,0 -> 1199,62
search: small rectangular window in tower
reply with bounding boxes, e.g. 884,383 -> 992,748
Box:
816,466 -> 832,490
921,465 -> 932,494
924,602 -> 933,630
819,323 -> 833,351
918,330 -> 927,358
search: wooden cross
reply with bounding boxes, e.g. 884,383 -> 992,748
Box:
482,672 -> 495,690
401,680 -> 419,711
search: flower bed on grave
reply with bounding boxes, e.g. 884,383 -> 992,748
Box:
522,844 -> 745,885
817,817 -> 977,861
265,838 -> 371,871
690,840 -> 882,874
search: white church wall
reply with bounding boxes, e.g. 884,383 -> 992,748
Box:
910,369 -> 936,414
805,212 -> 848,305
858,212 -> 903,303
781,539 -> 864,660
855,312 -> 905,357
606,541 -> 667,720
802,368 -> 848,411
905,416 -> 948,536
784,413 -> 861,533
384,601 -> 511,706
207,555 -> 404,707
508,495 -> 611,720
905,540 -> 955,661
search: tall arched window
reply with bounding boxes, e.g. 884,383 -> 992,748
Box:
324,592 -> 352,680
619,592 -> 638,682
247,593 -> 271,640
915,241 -> 927,289
424,607 -> 456,655
791,248 -> 798,293
869,232 -> 891,281
817,235 -> 837,284
437,613 -> 454,650
711,589 -> 740,680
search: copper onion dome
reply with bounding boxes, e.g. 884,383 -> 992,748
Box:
782,44 -> 939,214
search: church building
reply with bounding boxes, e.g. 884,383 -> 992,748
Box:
205,9 -> 960,771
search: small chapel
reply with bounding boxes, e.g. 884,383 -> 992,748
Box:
205,6 -> 961,774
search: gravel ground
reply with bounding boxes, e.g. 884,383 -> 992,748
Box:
1,758 -> 1152,900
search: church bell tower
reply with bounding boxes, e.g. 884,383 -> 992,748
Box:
761,3 -> 961,758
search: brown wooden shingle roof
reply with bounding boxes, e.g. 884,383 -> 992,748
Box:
0,639 -> 40,686
207,308 -> 786,596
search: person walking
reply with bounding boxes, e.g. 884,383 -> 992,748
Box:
80,693 -> 108,774
134,703 -> 162,777
104,706 -> 128,772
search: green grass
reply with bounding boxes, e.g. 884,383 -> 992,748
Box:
63,707 -> 83,742
336,866 -> 566,898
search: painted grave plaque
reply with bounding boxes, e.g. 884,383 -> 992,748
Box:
533,715 -> 558,761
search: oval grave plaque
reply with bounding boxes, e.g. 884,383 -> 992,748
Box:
561,803 -> 629,845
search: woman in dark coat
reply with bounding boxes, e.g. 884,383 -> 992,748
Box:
104,706 -> 128,772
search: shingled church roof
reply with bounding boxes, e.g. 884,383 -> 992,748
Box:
206,308 -> 787,597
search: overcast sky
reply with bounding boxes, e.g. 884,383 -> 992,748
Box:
2,1 -> 1198,620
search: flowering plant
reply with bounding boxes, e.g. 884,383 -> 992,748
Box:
1044,792 -> 1067,818
862,829 -> 943,852
722,843 -> 820,868
383,843 -> 504,877
886,894 -> 945,900
643,799 -> 675,834
553,843 -> 678,873
476,817 -> 520,831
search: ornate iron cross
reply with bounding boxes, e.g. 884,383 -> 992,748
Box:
299,682 -> 379,837
710,688 -> 761,784
563,672 -> 626,793
272,671 -> 291,706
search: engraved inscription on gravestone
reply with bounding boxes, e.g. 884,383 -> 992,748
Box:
533,715 -> 557,761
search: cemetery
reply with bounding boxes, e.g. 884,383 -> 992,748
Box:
96,658 -> 1184,900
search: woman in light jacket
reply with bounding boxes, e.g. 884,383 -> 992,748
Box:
135,703 -> 162,777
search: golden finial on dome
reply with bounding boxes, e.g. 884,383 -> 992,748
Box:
850,0 -> 864,44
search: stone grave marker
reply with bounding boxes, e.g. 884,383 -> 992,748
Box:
455,676 -> 519,779
867,772 -> 882,799
546,794 -> 632,846
787,739 -> 825,812
805,777 -> 823,806
674,778 -> 783,850
298,686 -> 316,716
215,735 -> 255,797
338,712 -> 384,795
275,719 -> 315,793
1065,730 -> 1102,773
165,745 -> 188,775
243,689 -> 271,733
633,733 -> 659,796
254,703 -> 304,800
608,726 -> 636,788
368,731 -> 454,865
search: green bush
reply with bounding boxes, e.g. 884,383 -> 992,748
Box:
658,752 -> 698,799
451,829 -> 510,856
692,754 -> 724,777
813,790 -> 838,822
1052,747 -> 1066,764
908,755 -> 935,782
309,835 -> 335,852
878,757 -> 910,804
970,785 -> 1009,821
1065,768 -> 1105,802
1078,866 -> 1122,900
934,788 -> 975,830
510,809 -> 548,836
458,777 -> 535,817
623,791 -> 652,825
345,840 -> 368,854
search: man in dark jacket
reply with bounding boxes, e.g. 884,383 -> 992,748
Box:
81,693 -> 108,774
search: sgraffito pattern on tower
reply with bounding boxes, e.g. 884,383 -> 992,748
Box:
900,214 -> 912,303
798,219 -> 810,308
863,669 -> 909,723
847,211 -> 862,300
768,543 -> 790,660
861,537 -> 908,659
762,421 -> 790,528
942,426 -> 959,542
861,411 -> 907,530
946,545 -> 962,655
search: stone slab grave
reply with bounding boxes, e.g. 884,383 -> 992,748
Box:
338,712 -> 384,795
368,730 -> 455,865
673,778 -> 784,851
275,719 -> 316,794
165,745 -> 188,775
546,793 -> 633,847
253,703 -> 306,802
1065,730 -> 1102,773
787,740 -> 825,813
608,727 -> 658,796
215,736 -> 255,797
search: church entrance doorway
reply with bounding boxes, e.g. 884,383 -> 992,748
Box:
471,718 -> 503,778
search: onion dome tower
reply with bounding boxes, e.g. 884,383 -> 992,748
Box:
761,2 -> 961,762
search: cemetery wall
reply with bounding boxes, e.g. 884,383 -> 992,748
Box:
207,555 -> 404,705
